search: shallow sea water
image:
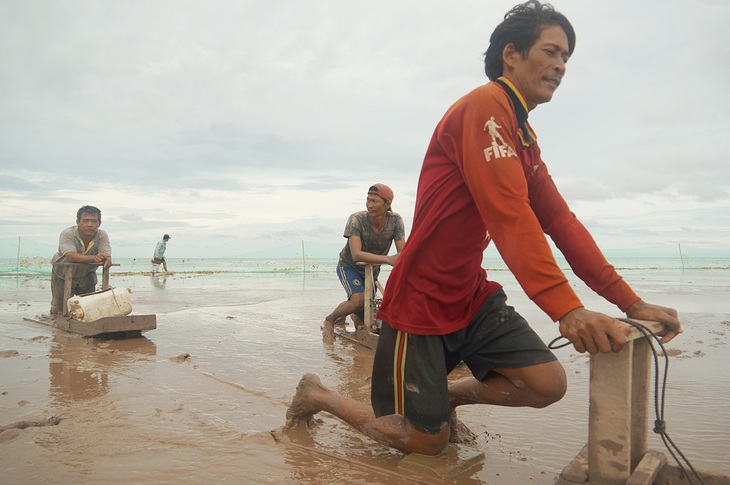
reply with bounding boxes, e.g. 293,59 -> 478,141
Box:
0,267 -> 728,483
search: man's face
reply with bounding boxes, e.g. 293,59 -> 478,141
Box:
366,195 -> 388,216
504,25 -> 570,110
76,213 -> 100,238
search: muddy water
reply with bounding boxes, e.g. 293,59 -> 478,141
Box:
0,269 -> 728,483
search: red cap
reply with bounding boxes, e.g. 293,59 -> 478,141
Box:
368,183 -> 394,211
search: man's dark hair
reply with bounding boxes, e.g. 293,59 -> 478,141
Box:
484,0 -> 576,81
76,205 -> 102,223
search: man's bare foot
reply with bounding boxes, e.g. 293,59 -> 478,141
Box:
322,319 -> 335,344
449,410 -> 477,444
285,373 -> 327,429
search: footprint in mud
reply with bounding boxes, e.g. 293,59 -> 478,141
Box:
666,348 -> 707,359
662,348 -> 682,357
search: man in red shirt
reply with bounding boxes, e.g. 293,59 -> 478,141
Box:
286,0 -> 682,456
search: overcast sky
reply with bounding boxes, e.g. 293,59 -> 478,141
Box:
1,0 -> 728,259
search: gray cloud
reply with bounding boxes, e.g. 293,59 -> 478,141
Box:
1,0 -> 728,257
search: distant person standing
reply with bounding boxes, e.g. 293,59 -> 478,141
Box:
151,234 -> 171,274
50,205 -> 112,315
322,184 -> 406,342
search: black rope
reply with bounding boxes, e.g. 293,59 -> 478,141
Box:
550,319 -> 706,485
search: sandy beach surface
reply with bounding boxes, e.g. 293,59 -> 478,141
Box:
1,268 -> 729,484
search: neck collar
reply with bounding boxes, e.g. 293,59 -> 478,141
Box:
495,77 -> 537,148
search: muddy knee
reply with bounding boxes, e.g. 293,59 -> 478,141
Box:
407,430 -> 450,456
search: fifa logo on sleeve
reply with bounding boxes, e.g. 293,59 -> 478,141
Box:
483,116 -> 516,162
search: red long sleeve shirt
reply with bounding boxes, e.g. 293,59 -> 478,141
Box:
377,78 -> 639,336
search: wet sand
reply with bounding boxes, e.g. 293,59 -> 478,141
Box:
1,269 -> 729,484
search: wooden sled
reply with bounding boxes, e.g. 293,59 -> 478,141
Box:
25,313 -> 156,339
334,263 -> 382,350
25,264 -> 156,338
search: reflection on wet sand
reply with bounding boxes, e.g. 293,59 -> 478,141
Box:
49,333 -> 157,404
273,414 -> 490,484
326,339 -> 374,403
273,424 -> 417,484
151,274 -> 168,289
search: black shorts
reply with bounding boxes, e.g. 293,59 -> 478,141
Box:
371,289 -> 557,435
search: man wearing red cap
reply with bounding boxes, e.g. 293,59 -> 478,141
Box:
322,183 -> 406,342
